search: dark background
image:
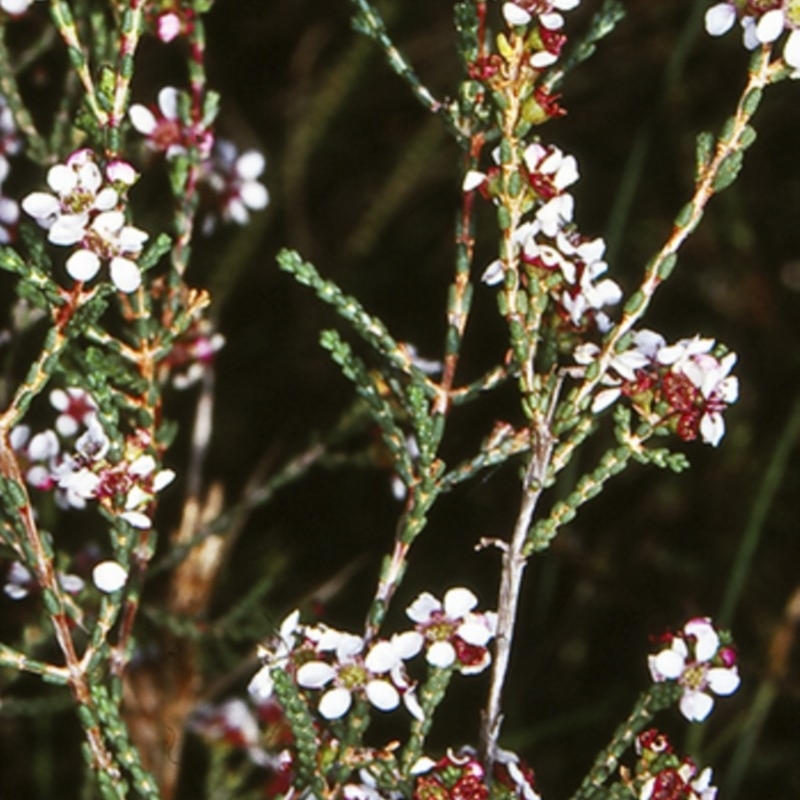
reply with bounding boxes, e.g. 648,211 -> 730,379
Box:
2,1 -> 800,798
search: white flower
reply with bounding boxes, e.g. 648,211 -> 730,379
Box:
49,388 -> 97,437
407,587 -> 496,674
21,149 -> 147,292
648,617 -> 740,722
129,87 -> 188,159
296,630 -> 417,719
248,609 -> 302,702
92,560 -> 128,593
200,139 -> 269,232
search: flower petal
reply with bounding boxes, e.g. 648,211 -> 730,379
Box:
365,679 -> 400,711
679,689 -> 714,722
707,666 -> 740,696
426,640 -> 456,669
110,257 -> 142,293
443,586 -> 478,618
296,661 -> 337,689
247,665 -> 274,701
704,4 -> 736,36
66,249 -> 101,282
318,687 -> 352,719
92,560 -> 128,593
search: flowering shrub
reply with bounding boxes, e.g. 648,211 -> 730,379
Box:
0,2 -> 798,800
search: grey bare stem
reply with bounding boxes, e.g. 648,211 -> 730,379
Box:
481,418 -> 555,770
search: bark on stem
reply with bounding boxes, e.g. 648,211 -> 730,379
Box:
480,422 -> 554,770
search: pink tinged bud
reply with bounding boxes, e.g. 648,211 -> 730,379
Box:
92,560 -> 128,593
106,159 -> 138,185
157,12 -> 182,42
718,646 -> 737,668
705,4 -> 737,36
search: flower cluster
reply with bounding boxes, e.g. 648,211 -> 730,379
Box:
128,90 -> 269,234
411,747 -> 539,800
500,1 -> 581,68
21,149 -> 148,292
706,1 -> 800,74
629,729 -> 717,800
249,609 -> 424,720
576,331 -> 739,446
469,135 -> 624,340
648,617 -> 740,722
10,387 -> 175,528
54,421 -> 175,528
412,750 -> 489,800
249,589 -> 496,722
467,143 -> 579,237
